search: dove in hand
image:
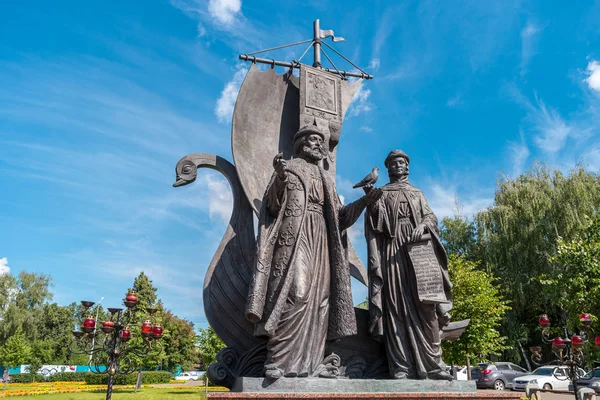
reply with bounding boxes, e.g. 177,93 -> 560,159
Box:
353,167 -> 379,189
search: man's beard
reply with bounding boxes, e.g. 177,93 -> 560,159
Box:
389,170 -> 409,182
301,145 -> 328,161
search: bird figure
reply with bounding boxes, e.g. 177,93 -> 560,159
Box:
353,167 -> 379,189
173,157 -> 198,187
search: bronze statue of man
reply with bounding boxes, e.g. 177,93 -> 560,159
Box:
245,125 -> 381,380
365,150 -> 453,381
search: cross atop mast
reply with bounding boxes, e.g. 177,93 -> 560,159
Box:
238,19 -> 373,80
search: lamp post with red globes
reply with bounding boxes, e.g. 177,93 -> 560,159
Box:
529,313 -> 595,399
70,290 -> 163,400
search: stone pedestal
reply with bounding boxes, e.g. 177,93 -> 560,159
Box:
209,391 -> 522,400
207,378 -> 524,400
232,377 -> 477,393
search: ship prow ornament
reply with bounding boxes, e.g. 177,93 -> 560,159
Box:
174,20 -> 386,388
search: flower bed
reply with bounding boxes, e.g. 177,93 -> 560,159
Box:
0,382 -> 228,397
0,382 -> 118,397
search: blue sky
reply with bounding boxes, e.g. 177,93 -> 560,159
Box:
2,0 -> 600,329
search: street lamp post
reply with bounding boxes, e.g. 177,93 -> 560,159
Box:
70,290 -> 163,400
88,296 -> 104,365
529,313 -> 595,400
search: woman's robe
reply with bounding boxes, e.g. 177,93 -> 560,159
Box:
365,181 -> 452,379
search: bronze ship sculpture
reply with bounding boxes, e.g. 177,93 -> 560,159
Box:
173,20 -> 468,389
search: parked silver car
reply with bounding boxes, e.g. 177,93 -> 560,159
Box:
471,362 -> 529,390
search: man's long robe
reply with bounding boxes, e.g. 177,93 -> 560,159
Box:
246,158 -> 364,376
365,181 -> 452,379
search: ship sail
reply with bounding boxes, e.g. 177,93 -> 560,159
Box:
231,63 -> 367,284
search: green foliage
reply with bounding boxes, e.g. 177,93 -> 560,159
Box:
442,255 -> 511,364
8,373 -> 46,383
0,328 -> 31,368
159,312 -> 199,371
131,272 -> 158,317
83,371 -> 172,385
197,326 -> 225,368
121,272 -> 199,372
15,271 -> 53,310
474,164 -> 600,354
355,300 -> 368,310
440,215 -> 478,258
537,213 -> 600,328
46,372 -> 88,382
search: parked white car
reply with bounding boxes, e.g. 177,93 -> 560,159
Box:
174,372 -> 200,381
453,366 -> 469,381
512,365 -> 585,391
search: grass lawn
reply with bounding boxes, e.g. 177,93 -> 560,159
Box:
11,388 -> 209,399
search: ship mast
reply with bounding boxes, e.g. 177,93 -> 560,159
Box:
312,19 -> 322,68
238,19 -> 373,80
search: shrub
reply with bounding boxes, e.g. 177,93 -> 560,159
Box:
8,373 -> 46,383
84,371 -> 171,385
46,372 -> 88,382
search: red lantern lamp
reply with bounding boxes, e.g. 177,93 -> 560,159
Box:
552,337 -> 566,349
572,335 -> 584,348
580,313 -> 592,326
539,314 -> 550,327
124,290 -> 138,308
141,320 -> 153,337
595,336 -> 600,346
120,327 -> 131,342
152,324 -> 163,339
101,320 -> 115,334
82,316 -> 96,333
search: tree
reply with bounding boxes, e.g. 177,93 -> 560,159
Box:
0,271 -> 53,342
0,328 -> 31,369
125,272 -> 198,371
537,213 -> 600,330
474,164 -> 600,356
131,272 -> 158,313
442,255 -> 510,365
159,312 -> 199,371
440,215 -> 478,259
197,326 -> 225,368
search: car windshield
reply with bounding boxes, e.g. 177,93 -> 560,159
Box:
583,369 -> 600,379
532,368 -> 555,376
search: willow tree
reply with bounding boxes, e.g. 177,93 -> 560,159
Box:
475,163 -> 600,355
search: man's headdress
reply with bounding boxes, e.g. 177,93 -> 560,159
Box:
384,150 -> 410,168
293,121 -> 327,155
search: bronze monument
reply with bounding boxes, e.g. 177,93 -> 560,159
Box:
173,19 -> 471,392
365,150 -> 453,381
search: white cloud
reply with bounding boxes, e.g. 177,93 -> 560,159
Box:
446,93 -> 463,108
197,23 -> 207,38
360,126 -> 373,133
520,21 -> 541,75
215,65 -> 247,124
348,86 -> 373,117
0,258 -> 9,275
507,130 -> 530,176
426,184 -> 492,219
505,84 -> 572,154
201,175 -> 233,224
582,146 -> 600,172
368,58 -> 380,71
585,60 -> 600,92
530,97 -> 572,154
347,225 -> 363,244
208,0 -> 241,25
